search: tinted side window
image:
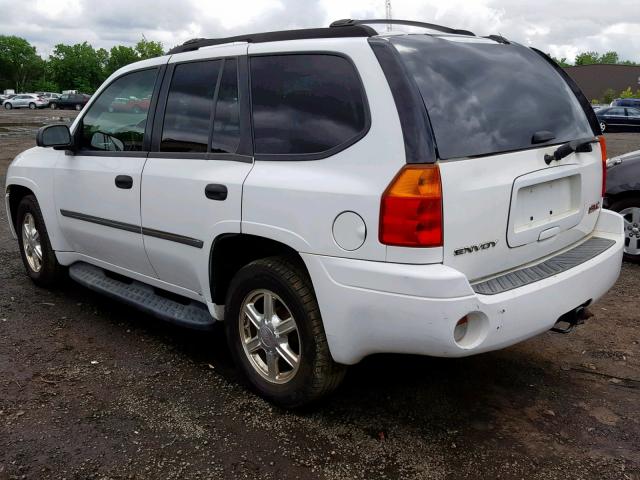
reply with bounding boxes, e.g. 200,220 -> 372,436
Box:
161,60 -> 221,152
250,54 -> 367,155
80,68 -> 157,152
211,58 -> 240,154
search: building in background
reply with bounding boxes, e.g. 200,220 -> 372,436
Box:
563,65 -> 640,102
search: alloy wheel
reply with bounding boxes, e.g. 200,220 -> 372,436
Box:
620,207 -> 640,255
22,213 -> 43,272
620,206 -> 640,257
239,289 -> 301,384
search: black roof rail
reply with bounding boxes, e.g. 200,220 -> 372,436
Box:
168,25 -> 377,54
484,34 -> 510,44
330,19 -> 475,37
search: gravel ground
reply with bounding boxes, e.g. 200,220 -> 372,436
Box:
0,109 -> 639,479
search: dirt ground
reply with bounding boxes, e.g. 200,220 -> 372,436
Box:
0,109 -> 639,480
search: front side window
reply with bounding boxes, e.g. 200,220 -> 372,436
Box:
161,60 -> 221,152
80,68 -> 157,152
250,54 -> 367,156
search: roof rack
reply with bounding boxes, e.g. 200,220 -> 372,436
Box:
168,18 -> 479,55
168,25 -> 377,54
330,19 -> 475,37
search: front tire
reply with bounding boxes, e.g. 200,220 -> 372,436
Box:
610,196 -> 640,263
4,102 -> 12,110
50,103 -> 56,109
225,256 -> 346,408
16,195 -> 65,286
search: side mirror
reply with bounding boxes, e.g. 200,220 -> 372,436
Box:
36,124 -> 73,150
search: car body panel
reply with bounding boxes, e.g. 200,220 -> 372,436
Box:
605,150 -> 640,201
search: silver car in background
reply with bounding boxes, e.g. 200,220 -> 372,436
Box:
2,94 -> 48,110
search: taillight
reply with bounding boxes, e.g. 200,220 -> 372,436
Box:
599,136 -> 607,197
379,164 -> 443,247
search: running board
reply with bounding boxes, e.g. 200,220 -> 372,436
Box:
68,263 -> 215,330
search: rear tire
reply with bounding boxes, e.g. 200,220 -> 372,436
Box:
75,104 -> 82,111
16,195 -> 66,286
225,256 -> 346,408
609,196 -> 640,263
50,103 -> 56,109
29,102 -> 36,109
599,121 -> 607,133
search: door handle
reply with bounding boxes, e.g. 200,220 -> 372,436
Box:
205,184 -> 228,201
115,175 -> 133,189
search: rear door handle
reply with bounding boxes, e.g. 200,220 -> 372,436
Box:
205,184 -> 228,201
115,175 -> 133,189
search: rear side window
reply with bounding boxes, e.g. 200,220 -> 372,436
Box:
212,58 -> 240,154
390,35 -> 593,160
250,54 -> 367,156
161,60 -> 221,152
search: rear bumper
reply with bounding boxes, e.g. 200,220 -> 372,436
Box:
303,209 -> 624,365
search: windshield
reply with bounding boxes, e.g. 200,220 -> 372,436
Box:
390,35 -> 593,160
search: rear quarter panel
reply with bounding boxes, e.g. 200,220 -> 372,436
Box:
242,38 -> 406,261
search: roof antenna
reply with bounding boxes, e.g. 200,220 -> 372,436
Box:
385,0 -> 392,32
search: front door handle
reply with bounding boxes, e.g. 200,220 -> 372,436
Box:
205,184 -> 228,201
115,175 -> 133,189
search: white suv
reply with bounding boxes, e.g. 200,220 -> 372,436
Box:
4,20 -> 625,407
3,93 -> 48,109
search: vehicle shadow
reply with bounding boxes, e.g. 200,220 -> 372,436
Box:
58,278 -> 558,429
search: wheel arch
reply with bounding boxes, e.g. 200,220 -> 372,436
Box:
6,183 -> 37,235
209,233 -> 308,306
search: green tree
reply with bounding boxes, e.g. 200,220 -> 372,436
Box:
620,87 -> 635,98
0,35 -> 43,92
551,55 -> 571,67
96,48 -> 109,76
602,88 -> 617,104
575,51 -> 600,65
135,37 -> 164,60
598,51 -> 619,64
106,45 -> 139,76
49,42 -> 104,93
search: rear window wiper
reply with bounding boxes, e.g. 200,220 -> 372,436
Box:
544,137 -> 598,165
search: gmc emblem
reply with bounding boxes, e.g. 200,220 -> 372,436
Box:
454,240 -> 498,256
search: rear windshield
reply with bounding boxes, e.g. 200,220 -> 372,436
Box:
390,35 -> 593,160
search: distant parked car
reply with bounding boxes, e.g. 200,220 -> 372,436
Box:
37,92 -> 61,101
2,94 -> 47,110
49,93 -> 90,110
596,107 -> 640,132
605,150 -> 640,263
610,98 -> 640,109
107,96 -> 151,114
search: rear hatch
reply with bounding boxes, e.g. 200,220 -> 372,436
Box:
390,34 -> 603,281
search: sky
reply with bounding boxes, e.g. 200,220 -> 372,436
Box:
1,0 -> 639,63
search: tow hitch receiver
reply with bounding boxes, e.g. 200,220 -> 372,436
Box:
551,304 -> 593,334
